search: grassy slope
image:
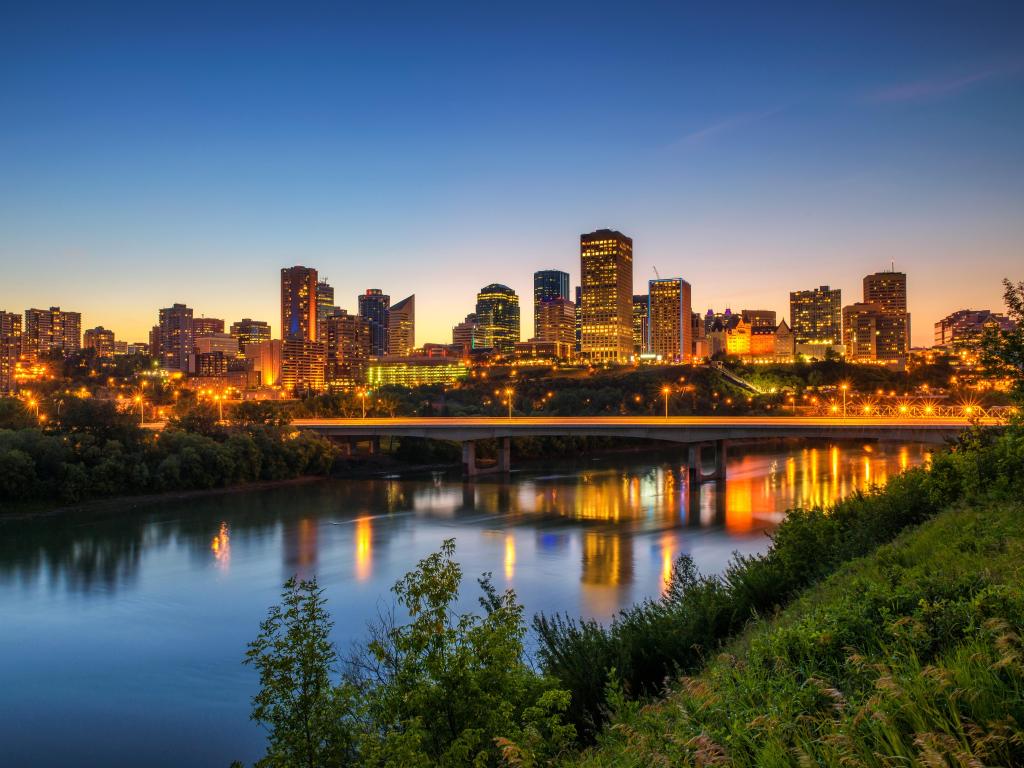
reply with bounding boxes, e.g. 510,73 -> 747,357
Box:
568,499 -> 1024,767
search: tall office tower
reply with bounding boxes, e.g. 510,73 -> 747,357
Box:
193,317 -> 225,337
83,326 -> 116,357
387,295 -> 415,356
325,310 -> 371,390
156,303 -> 195,372
740,309 -> 777,329
475,284 -> 520,355
0,311 -> 22,393
280,266 -> 319,342
843,303 -> 885,361
452,313 -> 482,352
316,280 -> 337,344
536,297 -> 577,347
648,278 -> 692,363
863,270 -> 909,355
789,286 -> 842,345
533,270 -> 570,338
935,309 -> 1015,350
632,294 -> 649,355
280,339 -> 326,394
24,307 -> 81,358
358,289 -> 391,357
229,318 -> 272,353
580,229 -> 633,362
574,286 -> 582,353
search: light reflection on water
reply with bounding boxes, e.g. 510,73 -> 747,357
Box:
0,440 -> 931,768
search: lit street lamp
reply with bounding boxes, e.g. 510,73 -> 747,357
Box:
504,387 -> 514,419
134,394 -> 145,425
840,383 -> 849,417
359,390 -> 369,418
661,386 -> 671,419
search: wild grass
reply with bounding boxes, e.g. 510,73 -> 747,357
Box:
567,498 -> 1024,767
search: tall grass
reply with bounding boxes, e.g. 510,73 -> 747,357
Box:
535,427 -> 1024,741
569,496 -> 1024,767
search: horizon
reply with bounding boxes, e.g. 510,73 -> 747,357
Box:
2,2 -> 1022,346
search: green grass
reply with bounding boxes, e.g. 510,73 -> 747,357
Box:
566,499 -> 1024,767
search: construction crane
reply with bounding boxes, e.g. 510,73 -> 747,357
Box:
652,266 -> 661,279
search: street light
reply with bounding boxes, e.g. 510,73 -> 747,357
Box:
661,385 -> 671,419
504,387 -> 514,419
359,390 -> 369,418
840,383 -> 849,417
134,394 -> 145,425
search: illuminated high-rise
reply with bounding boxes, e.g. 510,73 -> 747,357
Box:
24,307 -> 81,358
325,310 -> 371,390
230,318 -> 271,353
156,303 -> 194,372
863,270 -> 909,356
280,266 -> 318,342
193,317 -> 225,337
281,339 -> 326,394
648,278 -> 692,363
316,280 -> 337,344
387,295 -> 415,356
580,229 -> 633,361
533,270 -> 570,338
83,326 -> 116,357
452,313 -> 482,353
0,311 -> 22,393
789,286 -> 842,346
632,294 -> 648,355
535,297 -> 576,349
475,284 -> 520,355
358,289 -> 390,357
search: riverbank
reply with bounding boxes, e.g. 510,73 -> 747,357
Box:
567,494 -> 1024,766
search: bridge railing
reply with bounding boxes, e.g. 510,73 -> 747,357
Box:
808,402 -> 1017,420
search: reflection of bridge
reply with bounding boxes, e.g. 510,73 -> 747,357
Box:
292,416 -> 978,480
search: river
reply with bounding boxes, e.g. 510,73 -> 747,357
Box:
0,439 -> 930,767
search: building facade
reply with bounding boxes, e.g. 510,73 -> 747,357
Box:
0,311 -> 22,393
632,294 -> 649,355
315,280 -> 337,344
24,307 -> 81,358
842,302 -> 904,362
790,286 -> 842,347
740,309 -> 777,329
863,270 -> 909,357
366,356 -> 468,387
535,297 -> 576,353
533,270 -> 570,338
229,318 -> 272,353
648,278 -> 692,363
387,295 -> 415,356
475,284 -> 520,355
83,326 -> 116,357
325,310 -> 371,391
157,303 -> 194,372
193,317 -> 225,338
358,289 -> 390,357
934,309 -> 1015,350
280,339 -> 326,394
580,229 -> 633,362
452,313 -> 482,353
245,339 -> 282,387
281,266 -> 319,342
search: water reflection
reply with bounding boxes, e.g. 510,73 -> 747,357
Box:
0,440 -> 934,768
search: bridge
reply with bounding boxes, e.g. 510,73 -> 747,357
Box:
291,416 -> 979,480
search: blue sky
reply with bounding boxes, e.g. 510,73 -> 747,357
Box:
1,1 -> 1022,346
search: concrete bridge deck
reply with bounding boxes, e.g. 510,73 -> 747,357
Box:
292,416 -> 978,478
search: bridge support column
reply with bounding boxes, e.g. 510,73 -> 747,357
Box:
498,437 -> 511,473
462,441 -> 478,477
369,436 -> 381,455
687,444 -> 701,486
705,440 -> 727,481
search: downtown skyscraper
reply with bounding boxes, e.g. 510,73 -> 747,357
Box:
863,270 -> 909,357
280,266 -> 319,342
580,229 -> 633,362
533,269 -> 570,339
358,289 -> 390,357
475,284 -> 520,355
648,278 -> 692,363
387,295 -> 415,357
789,286 -> 842,347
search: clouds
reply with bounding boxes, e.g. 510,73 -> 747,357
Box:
866,59 -> 1024,104
669,106 -> 785,148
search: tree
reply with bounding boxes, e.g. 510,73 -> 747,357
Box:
981,278 -> 1024,406
244,578 -> 356,768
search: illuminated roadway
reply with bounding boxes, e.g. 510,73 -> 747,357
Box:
289,415 -> 979,445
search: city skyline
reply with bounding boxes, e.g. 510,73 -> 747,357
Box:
2,3 -> 1023,346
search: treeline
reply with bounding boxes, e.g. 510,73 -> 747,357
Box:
0,398 -> 338,506
238,422 -> 1024,767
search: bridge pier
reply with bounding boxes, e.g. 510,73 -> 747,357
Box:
462,441 -> 478,477
498,437 -> 511,473
687,440 -> 728,483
